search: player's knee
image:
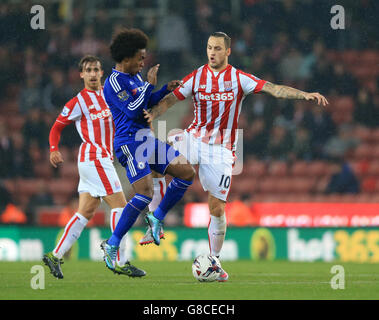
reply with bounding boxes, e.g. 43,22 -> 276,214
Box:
182,165 -> 196,181
79,210 -> 95,220
137,185 -> 154,199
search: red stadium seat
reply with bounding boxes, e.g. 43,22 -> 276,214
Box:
34,163 -> 54,179
16,179 -> 45,197
353,144 -> 374,160
59,162 -> 79,180
267,161 -> 288,177
349,160 -> 370,177
354,126 -> 372,143
244,159 -> 267,177
274,177 -> 294,194
258,177 -> 278,194
340,51 -> 359,64
314,176 -> 330,193
307,161 -> 330,177
291,177 -> 316,193
370,128 -> 379,143
231,176 -> 259,194
361,177 -> 376,193
367,161 -> 379,177
47,179 -> 77,199
290,161 -> 309,177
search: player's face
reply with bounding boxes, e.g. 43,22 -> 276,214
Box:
80,61 -> 103,91
207,37 -> 231,71
125,49 -> 146,75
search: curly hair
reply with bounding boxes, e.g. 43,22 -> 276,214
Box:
110,28 -> 149,63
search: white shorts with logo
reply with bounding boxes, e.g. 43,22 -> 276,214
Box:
77,157 -> 123,198
168,131 -> 234,201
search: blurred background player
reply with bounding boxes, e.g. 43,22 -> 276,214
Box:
42,55 -> 146,279
144,31 -> 328,282
100,28 -> 196,271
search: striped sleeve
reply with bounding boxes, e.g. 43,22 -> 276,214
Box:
237,70 -> 267,95
173,71 -> 195,101
56,97 -> 82,125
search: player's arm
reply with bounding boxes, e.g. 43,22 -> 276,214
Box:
147,80 -> 182,108
144,92 -> 179,124
49,120 -> 68,168
261,81 -> 328,106
49,98 -> 81,168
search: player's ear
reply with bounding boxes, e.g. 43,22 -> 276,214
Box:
226,47 -> 231,57
79,71 -> 84,79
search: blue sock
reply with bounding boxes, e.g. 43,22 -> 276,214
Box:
108,193 -> 151,246
153,177 -> 192,221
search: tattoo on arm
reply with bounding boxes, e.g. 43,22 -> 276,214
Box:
262,82 -> 306,100
150,93 -> 178,118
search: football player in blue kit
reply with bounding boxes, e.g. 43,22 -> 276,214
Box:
101,28 -> 195,272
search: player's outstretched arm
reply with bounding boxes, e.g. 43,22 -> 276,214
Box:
143,93 -> 179,123
261,81 -> 329,106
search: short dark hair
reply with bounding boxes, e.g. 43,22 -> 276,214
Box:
110,28 -> 149,63
78,55 -> 102,72
209,31 -> 231,49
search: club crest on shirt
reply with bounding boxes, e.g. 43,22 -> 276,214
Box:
137,162 -> 146,170
224,81 -> 232,91
117,90 -> 129,101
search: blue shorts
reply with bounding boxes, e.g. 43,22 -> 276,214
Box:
115,135 -> 180,185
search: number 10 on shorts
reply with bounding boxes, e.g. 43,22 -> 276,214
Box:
219,175 -> 231,189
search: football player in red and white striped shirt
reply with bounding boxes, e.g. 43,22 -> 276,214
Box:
43,55 -> 147,279
144,32 -> 328,281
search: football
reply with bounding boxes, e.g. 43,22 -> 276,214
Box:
192,254 -> 222,282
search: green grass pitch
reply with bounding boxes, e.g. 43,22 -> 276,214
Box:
1,260 -> 378,300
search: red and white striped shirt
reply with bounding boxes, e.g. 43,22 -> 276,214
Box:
173,64 -> 266,152
55,88 -> 114,162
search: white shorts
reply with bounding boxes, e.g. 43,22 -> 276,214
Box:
77,157 -> 123,198
168,131 -> 234,201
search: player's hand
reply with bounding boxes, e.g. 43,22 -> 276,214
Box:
147,64 -> 160,86
143,109 -> 155,124
167,80 -> 183,91
303,92 -> 329,106
50,151 -> 64,168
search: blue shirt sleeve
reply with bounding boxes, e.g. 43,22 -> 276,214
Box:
107,79 -> 155,117
148,84 -> 171,108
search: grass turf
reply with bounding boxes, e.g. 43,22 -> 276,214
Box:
0,260 -> 378,300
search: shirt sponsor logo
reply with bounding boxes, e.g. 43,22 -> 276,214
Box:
89,109 -> 112,120
198,91 -> 234,101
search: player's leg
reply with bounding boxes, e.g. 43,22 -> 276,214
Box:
147,149 -> 195,245
54,192 -> 99,257
43,192 -> 99,279
149,171 -> 166,212
140,171 -> 166,245
198,146 -> 233,282
102,174 -> 153,270
103,191 -> 146,277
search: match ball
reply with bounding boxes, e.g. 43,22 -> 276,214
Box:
192,254 -> 222,282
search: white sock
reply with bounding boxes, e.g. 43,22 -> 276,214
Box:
110,207 -> 128,267
53,213 -> 88,259
208,214 -> 227,257
148,177 -> 166,212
